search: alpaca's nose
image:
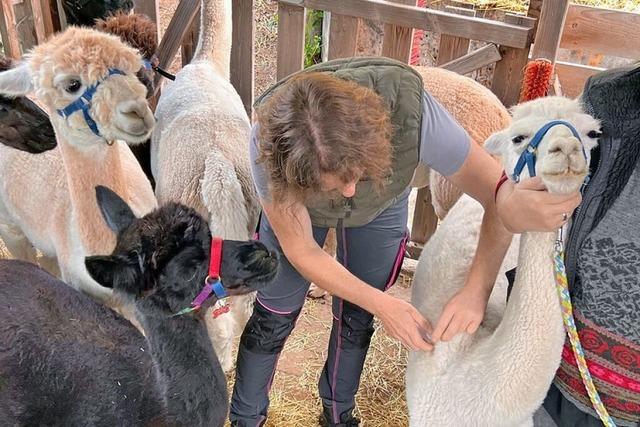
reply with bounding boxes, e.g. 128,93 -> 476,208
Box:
116,100 -> 155,136
118,100 -> 147,120
547,135 -> 582,157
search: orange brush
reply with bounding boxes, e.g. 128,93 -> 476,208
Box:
519,58 -> 554,102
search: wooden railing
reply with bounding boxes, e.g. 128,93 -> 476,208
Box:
556,4 -> 640,97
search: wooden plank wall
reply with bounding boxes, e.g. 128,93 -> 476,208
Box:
134,0 -> 160,37
490,13 -> 535,107
530,0 -> 569,62
561,4 -> 640,60
230,0 -> 255,116
0,0 -> 21,58
327,13 -> 358,60
276,2 -> 305,80
381,0 -> 414,62
279,0 -> 533,49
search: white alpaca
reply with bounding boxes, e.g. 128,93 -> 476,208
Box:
151,0 -> 258,371
0,27 -> 157,322
407,96 -> 602,426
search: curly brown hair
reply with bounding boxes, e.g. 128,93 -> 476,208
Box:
256,72 -> 393,204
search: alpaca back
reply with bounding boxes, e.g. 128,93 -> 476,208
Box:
151,64 -> 257,239
0,260 -> 162,425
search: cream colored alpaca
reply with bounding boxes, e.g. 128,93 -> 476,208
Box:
407,96 -> 602,426
151,0 -> 258,371
413,66 -> 512,219
0,27 -> 156,320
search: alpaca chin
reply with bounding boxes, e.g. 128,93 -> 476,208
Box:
540,173 -> 586,195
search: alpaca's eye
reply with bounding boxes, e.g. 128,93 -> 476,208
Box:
587,130 -> 602,139
512,135 -> 527,144
65,79 -> 82,94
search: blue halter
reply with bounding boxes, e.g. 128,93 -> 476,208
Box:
512,120 -> 587,183
56,68 -> 126,137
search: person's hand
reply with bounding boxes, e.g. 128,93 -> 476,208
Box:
431,285 -> 489,342
373,292 -> 434,351
496,177 -> 581,233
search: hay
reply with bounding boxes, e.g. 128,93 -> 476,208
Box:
224,298 -> 410,427
0,238 -> 10,259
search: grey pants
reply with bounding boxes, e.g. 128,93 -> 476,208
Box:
229,191 -> 410,426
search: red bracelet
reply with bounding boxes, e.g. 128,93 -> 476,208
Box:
494,170 -> 509,202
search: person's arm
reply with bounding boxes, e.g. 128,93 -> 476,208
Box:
431,140 -> 512,341
261,197 -> 434,351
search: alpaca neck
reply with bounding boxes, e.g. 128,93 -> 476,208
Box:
137,297 -> 226,424
193,0 -> 231,79
483,231 -> 566,401
54,124 -> 129,255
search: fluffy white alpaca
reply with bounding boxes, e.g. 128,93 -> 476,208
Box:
151,0 -> 258,371
0,28 -> 156,323
407,96 -> 602,427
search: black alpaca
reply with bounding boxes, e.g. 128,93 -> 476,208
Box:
0,56 -> 56,154
62,0 -> 134,27
0,186 -> 278,426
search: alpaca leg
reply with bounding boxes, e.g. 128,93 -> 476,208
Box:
0,224 -> 38,263
203,294 -> 256,372
205,314 -> 236,372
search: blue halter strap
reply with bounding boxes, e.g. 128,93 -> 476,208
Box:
512,120 -> 586,182
56,68 -> 126,137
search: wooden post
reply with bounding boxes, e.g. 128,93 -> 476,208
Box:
436,5 -> 475,65
55,0 -> 65,29
13,0 -> 37,50
276,2 -> 305,80
181,18 -> 199,66
133,0 -> 160,38
0,0 -> 21,58
530,0 -> 569,63
527,0 -> 543,33
230,0 -> 255,116
153,0 -> 200,93
381,0 -> 415,62
490,14 -> 535,107
327,13 -> 358,60
40,0 -> 59,37
29,0 -> 45,43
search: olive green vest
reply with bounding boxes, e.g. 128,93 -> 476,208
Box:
254,57 -> 423,227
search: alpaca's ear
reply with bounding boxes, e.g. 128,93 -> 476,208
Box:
483,130 -> 509,156
85,255 -> 140,294
95,186 -> 136,233
0,62 -> 34,97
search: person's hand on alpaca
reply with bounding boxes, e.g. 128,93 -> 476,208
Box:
431,284 -> 490,342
